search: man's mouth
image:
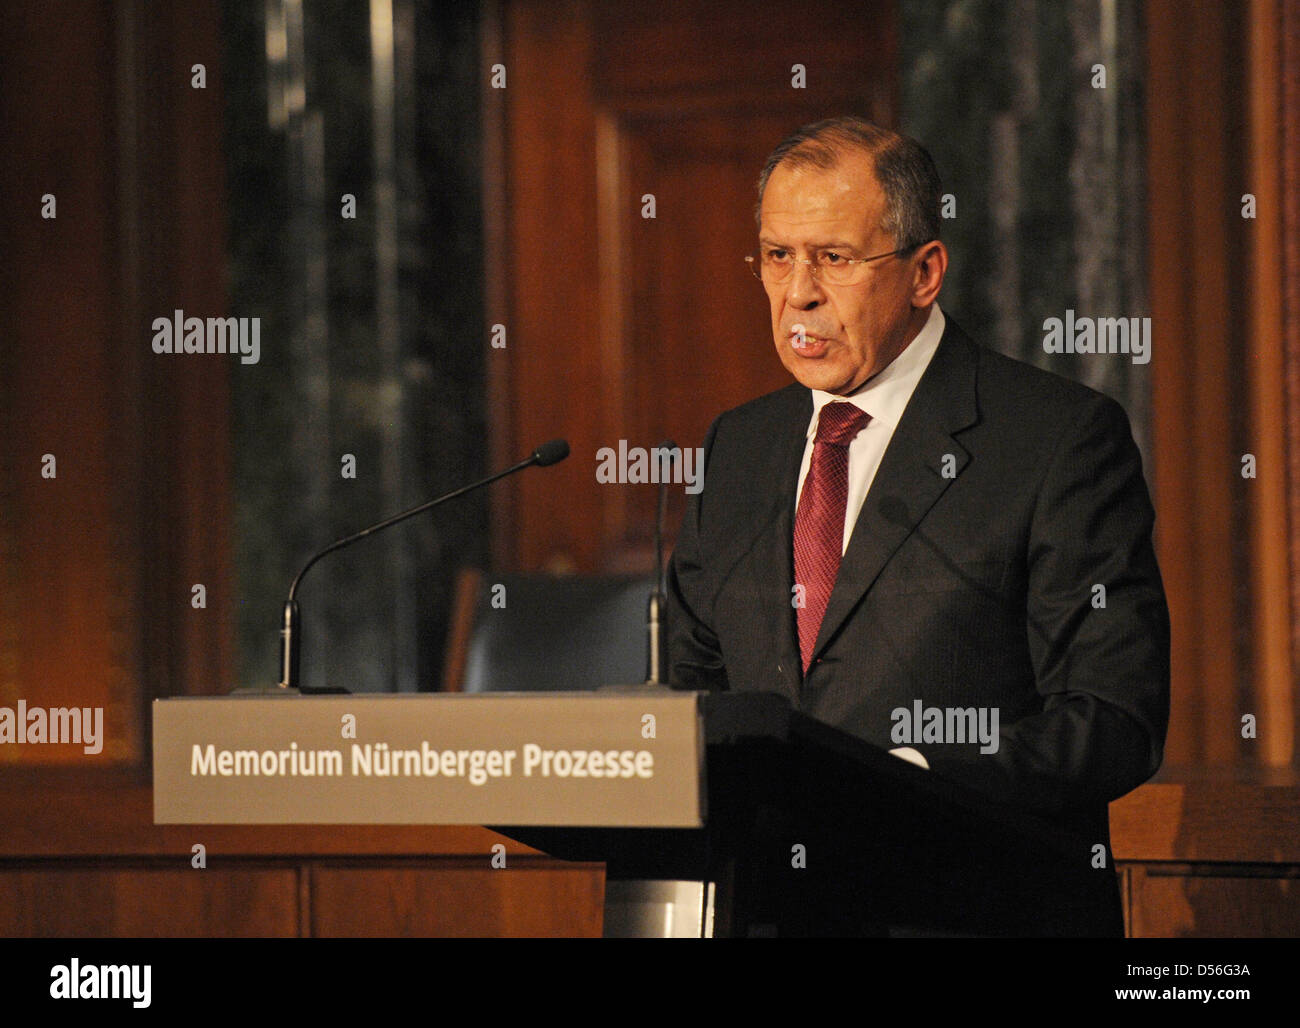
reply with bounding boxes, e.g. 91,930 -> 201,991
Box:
789,328 -> 832,356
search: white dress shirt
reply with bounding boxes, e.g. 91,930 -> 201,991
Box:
795,303 -> 946,555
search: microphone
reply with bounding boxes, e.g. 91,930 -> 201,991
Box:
276,438 -> 570,693
531,438 -> 569,467
646,440 -> 678,684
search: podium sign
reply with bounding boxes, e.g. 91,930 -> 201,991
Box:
153,692 -> 703,827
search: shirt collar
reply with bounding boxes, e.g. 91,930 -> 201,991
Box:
806,303 -> 946,438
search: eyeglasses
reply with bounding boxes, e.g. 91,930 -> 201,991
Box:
745,246 -> 912,286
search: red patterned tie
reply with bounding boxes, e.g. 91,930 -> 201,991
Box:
793,402 -> 872,674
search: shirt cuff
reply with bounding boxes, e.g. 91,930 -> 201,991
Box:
888,746 -> 930,770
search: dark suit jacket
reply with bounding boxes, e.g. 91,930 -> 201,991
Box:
668,317 -> 1170,856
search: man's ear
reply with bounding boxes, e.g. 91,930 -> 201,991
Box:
911,240 -> 948,307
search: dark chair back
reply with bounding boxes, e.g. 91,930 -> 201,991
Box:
448,571 -> 655,692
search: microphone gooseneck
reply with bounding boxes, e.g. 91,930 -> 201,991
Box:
278,438 -> 569,692
646,440 -> 678,685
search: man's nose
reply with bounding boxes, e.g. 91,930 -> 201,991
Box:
785,260 -> 825,309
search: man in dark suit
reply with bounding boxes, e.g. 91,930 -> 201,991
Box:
666,116 -> 1170,933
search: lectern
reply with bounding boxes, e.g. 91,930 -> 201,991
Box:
153,690 -> 1120,937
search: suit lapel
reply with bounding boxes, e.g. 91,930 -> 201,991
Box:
707,385 -> 808,699
752,389 -> 809,698
810,322 -> 981,665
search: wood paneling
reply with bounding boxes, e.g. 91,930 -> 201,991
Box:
0,772 -> 560,859
1111,777 -> 1300,864
0,867 -> 301,937
1245,0 -> 1295,766
310,865 -> 604,937
1112,772 -> 1300,936
0,1 -> 234,770
1146,0 -> 1244,767
1147,0 -> 1296,769
0,3 -> 135,764
1280,0 -> 1300,750
0,860 -> 604,937
1127,867 -> 1300,938
124,0 -> 234,707
0,774 -> 605,937
486,0 -> 897,573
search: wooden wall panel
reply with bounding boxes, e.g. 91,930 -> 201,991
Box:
1285,0 -> 1300,698
0,1 -> 234,770
1113,776 -> 1300,936
0,774 -> 568,859
0,776 -> 605,937
1128,867 -> 1300,938
1111,780 -> 1300,864
1147,0 -> 1296,769
310,864 -> 604,937
0,867 -> 301,937
1147,0 -> 1245,767
125,0 -> 234,706
0,4 -> 135,764
1245,0 -> 1295,767
0,860 -> 605,937
488,1 -> 602,574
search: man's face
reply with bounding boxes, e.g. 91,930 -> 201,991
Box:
758,149 -> 925,394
